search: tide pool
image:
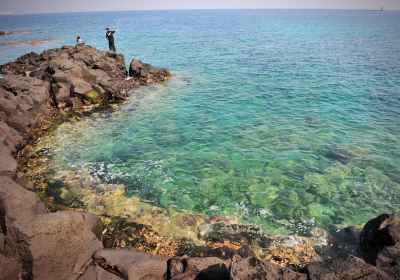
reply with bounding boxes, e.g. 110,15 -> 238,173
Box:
16,9 -> 400,236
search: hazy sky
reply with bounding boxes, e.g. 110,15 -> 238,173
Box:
1,0 -> 399,14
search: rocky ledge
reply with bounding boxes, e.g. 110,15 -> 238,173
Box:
0,30 -> 29,36
1,45 -> 400,279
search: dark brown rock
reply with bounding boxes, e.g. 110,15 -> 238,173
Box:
375,243 -> 400,267
185,245 -> 240,261
129,59 -> 171,82
230,257 -> 306,280
4,211 -> 103,280
303,254 -> 377,280
238,245 -> 258,258
93,248 -> 168,280
168,257 -> 230,280
0,176 -> 46,232
359,214 -> 400,261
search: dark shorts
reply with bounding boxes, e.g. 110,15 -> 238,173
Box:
108,41 -> 116,52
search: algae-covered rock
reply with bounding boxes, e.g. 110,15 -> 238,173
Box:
85,90 -> 99,103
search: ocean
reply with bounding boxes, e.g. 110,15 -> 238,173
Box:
2,9 -> 400,236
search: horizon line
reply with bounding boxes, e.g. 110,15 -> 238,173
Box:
2,7 -> 398,16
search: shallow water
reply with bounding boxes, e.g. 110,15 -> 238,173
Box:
15,9 -> 400,236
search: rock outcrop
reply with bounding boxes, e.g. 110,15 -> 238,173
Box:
0,30 -> 28,36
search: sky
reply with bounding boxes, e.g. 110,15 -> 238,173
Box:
1,0 -> 399,14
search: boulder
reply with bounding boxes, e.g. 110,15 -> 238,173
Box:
93,248 -> 168,280
230,257 -> 306,280
302,254 -> 377,280
128,59 -> 171,82
359,214 -> 400,261
168,257 -> 230,280
0,176 -> 46,230
4,211 -> 103,280
0,76 -> 52,137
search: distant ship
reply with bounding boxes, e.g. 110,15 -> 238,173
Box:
1,13 -> 12,15
381,7 -> 384,11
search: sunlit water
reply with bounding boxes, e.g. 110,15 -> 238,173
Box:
5,9 -> 400,236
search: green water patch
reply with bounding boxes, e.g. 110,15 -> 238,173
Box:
26,68 -> 400,237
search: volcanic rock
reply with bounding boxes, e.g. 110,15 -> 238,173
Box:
0,176 -> 46,232
4,211 -> 103,280
168,257 -> 230,280
92,248 -> 169,280
230,257 -> 306,280
359,214 -> 400,262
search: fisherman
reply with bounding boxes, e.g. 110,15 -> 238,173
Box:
106,28 -> 117,52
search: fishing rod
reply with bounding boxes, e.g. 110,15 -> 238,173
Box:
116,18 -> 121,31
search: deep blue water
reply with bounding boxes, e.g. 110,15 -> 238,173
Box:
4,9 -> 400,235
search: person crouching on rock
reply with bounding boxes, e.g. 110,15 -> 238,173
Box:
106,28 -> 117,52
77,36 -> 85,45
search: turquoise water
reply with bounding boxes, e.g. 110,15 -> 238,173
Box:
6,9 -> 400,235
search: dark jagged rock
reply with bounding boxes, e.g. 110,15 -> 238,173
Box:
238,244 -> 258,258
0,44 -> 171,141
129,59 -> 171,84
168,257 -> 230,280
359,214 -> 400,262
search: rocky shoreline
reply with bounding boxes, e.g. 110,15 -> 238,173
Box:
1,44 -> 400,279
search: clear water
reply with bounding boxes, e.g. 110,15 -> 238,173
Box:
5,9 -> 400,235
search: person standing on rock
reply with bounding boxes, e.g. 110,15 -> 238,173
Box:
106,28 -> 117,52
